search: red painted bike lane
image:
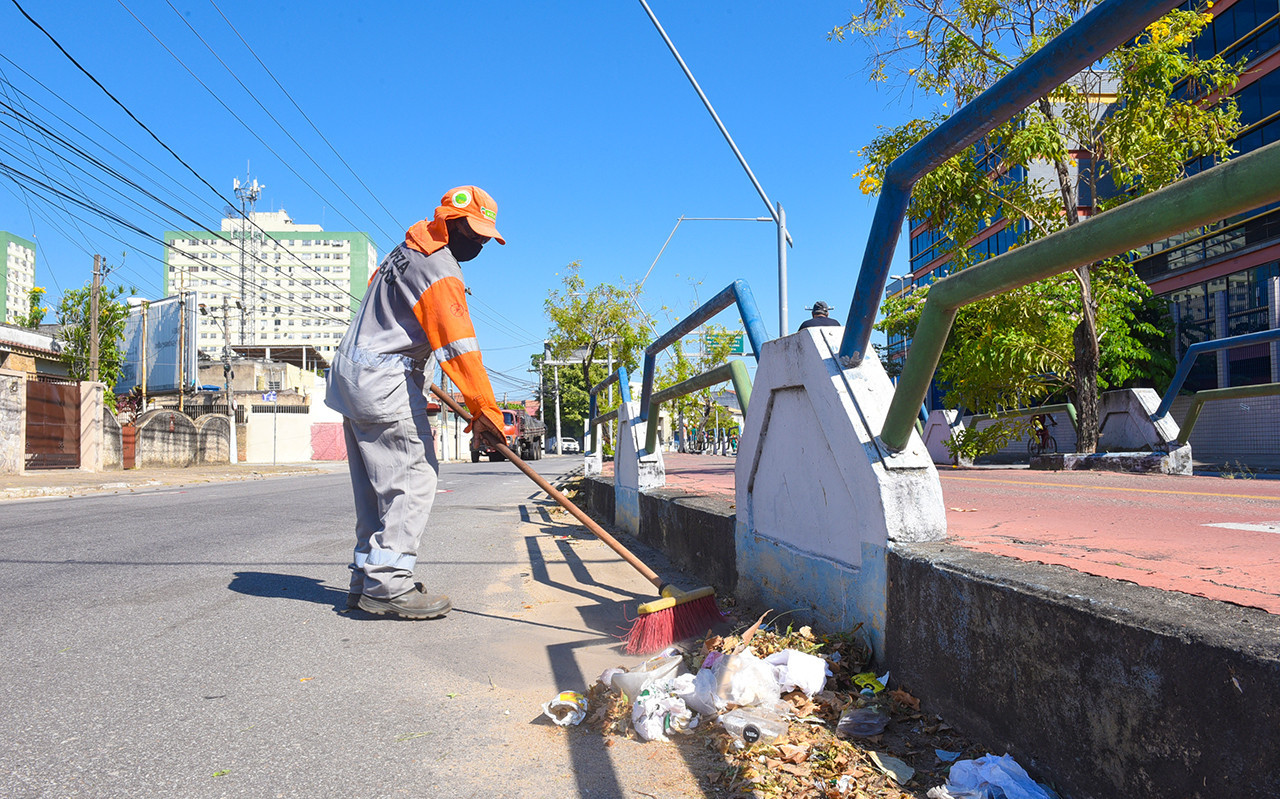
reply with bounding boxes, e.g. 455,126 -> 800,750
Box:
938,469 -> 1280,614
615,455 -> 1280,615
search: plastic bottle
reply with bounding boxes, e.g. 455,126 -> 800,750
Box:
719,707 -> 789,745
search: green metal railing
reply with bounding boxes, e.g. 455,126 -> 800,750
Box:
643,360 -> 752,455
1177,383 -> 1280,445
880,139 -> 1280,452
968,402 -> 1079,434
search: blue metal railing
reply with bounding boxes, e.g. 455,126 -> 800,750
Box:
638,279 -> 768,424
587,367 -> 632,454
1153,328 -> 1280,420
837,0 -> 1178,367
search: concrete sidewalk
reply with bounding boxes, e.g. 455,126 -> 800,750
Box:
0,462 -> 348,501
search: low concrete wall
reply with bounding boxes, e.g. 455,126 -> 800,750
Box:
102,407 -> 122,470
134,409 -> 198,468
582,475 -> 615,526
194,414 -> 231,464
245,411 -> 311,464
639,488 -> 736,594
582,474 -> 737,599
310,422 -> 347,461
886,543 -> 1280,799
1170,392 -> 1280,468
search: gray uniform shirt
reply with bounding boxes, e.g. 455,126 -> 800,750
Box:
325,243 -> 465,423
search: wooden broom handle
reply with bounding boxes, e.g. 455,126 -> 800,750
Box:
430,384 -> 664,589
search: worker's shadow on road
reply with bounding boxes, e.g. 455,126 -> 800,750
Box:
228,571 -> 349,612
517,501 -> 597,540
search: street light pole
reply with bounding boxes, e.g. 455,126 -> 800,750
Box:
638,0 -> 794,334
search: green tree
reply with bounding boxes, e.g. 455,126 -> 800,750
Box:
657,323 -> 740,451
834,2 -> 1240,452
56,282 -> 135,410
544,261 -> 651,430
17,286 -> 48,328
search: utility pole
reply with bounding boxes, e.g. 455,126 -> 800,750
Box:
89,254 -> 101,383
140,301 -> 149,410
177,291 -> 186,413
554,364 -> 563,456
233,175 -> 263,346
222,298 -> 239,463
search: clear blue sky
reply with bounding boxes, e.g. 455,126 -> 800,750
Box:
0,0 -> 918,398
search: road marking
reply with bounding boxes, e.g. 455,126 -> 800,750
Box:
939,474 -> 1280,502
1203,521 -> 1280,533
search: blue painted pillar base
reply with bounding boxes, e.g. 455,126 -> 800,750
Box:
736,528 -> 889,661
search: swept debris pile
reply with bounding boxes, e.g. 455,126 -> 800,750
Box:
549,614 -> 1057,798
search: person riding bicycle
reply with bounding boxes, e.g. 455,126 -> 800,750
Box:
1031,413 -> 1057,451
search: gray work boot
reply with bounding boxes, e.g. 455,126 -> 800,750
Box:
358,583 -> 452,619
344,593 -> 362,610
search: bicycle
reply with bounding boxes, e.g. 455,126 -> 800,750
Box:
1027,414 -> 1058,457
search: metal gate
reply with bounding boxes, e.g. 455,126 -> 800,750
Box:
25,380 -> 81,470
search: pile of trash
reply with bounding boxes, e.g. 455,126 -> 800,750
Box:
541,616 -> 1060,798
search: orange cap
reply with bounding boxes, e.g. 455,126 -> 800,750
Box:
436,185 -> 505,245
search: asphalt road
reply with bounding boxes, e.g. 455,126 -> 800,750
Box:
0,457 -> 720,798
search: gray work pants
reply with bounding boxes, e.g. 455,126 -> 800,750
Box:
343,414 -> 439,598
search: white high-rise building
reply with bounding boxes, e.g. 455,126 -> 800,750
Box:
0,232 -> 37,325
163,209 -> 376,361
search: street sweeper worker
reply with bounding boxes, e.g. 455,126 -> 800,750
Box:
325,185 -> 506,620
798,300 -> 841,330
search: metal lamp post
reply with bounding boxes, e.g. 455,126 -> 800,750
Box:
638,0 -> 794,334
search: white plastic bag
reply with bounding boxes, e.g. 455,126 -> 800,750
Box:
935,753 -> 1055,799
675,668 -> 723,716
610,653 -> 683,700
541,691 -> 587,727
764,649 -> 831,696
631,679 -> 697,742
712,649 -> 781,708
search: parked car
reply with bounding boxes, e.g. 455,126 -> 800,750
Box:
546,437 -> 582,454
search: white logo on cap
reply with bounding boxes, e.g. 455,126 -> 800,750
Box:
451,190 -> 472,208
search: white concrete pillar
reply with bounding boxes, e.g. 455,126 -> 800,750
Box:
78,381 -> 105,472
922,409 -> 968,466
614,400 -> 665,535
735,326 -> 945,662
0,368 -> 25,474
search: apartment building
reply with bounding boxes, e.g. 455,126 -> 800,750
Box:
0,231 -> 37,325
1136,0 -> 1280,390
163,209 -> 374,361
887,0 -> 1280,395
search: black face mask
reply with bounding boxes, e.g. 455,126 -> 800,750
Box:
445,217 -> 485,263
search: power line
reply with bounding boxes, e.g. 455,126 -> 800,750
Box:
159,0 -> 398,245
0,52 -> 226,223
113,0 -> 387,243
0,117 -> 354,320
9,0 -> 362,310
205,0 -> 403,235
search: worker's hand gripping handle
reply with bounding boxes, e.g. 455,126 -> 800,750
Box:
429,384 -> 664,589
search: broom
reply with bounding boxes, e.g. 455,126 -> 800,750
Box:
429,384 -> 725,654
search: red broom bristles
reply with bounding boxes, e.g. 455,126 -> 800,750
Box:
622,594 -> 727,655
